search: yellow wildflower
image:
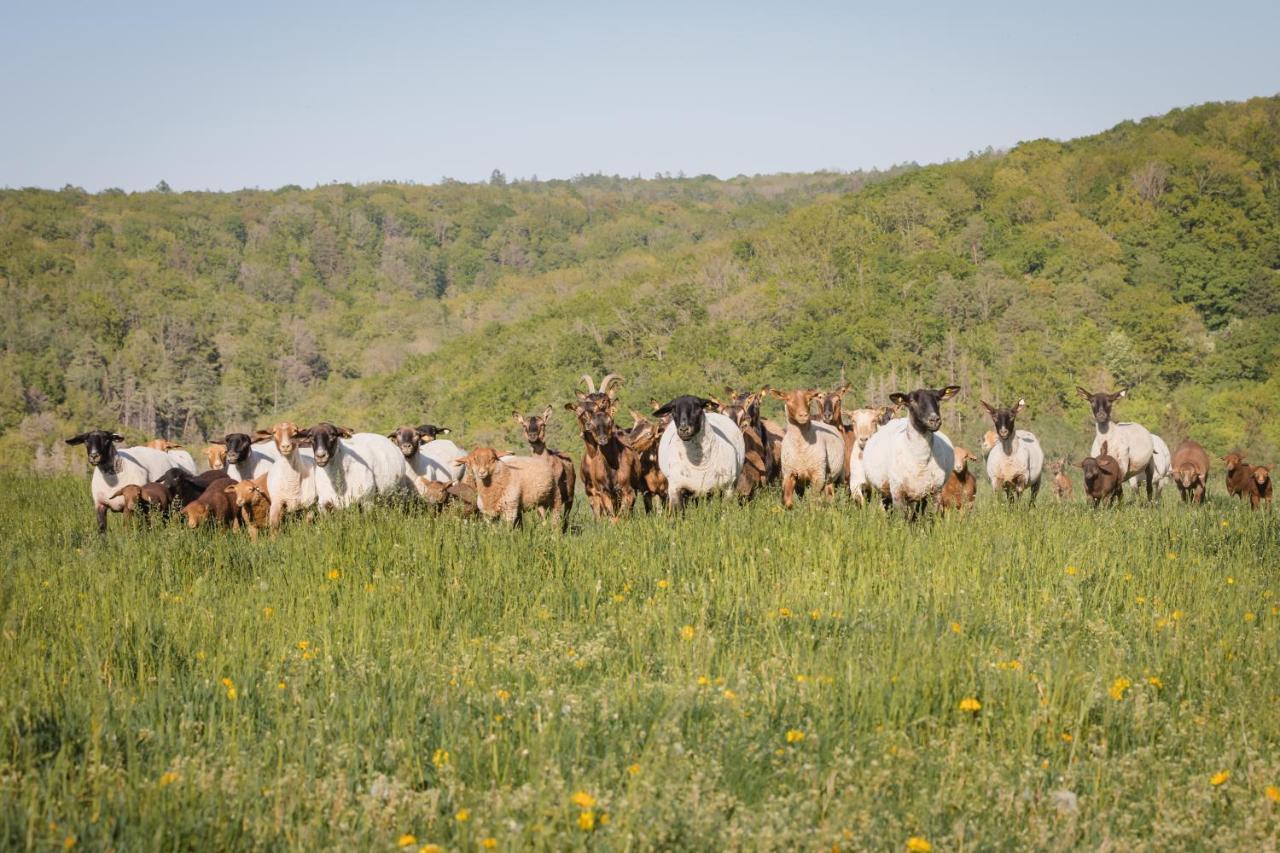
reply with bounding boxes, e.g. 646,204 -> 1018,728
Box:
958,697 -> 981,712
398,835 -> 417,848
612,593 -> 625,603
328,569 -> 340,581
63,838 -> 76,850
1060,732 -> 1073,742
570,790 -> 596,809
627,763 -> 641,776
785,729 -> 806,743
455,808 -> 470,822
778,607 -> 792,618
1210,771 -> 1229,786
1166,552 -> 1177,560
696,675 -> 709,686
578,811 -> 595,830
221,677 -> 233,688
480,839 -> 497,849
949,621 -> 961,634
906,837 -> 932,852
277,681 -> 286,690
419,846 -> 444,853
680,625 -> 695,640
159,771 -> 179,787
599,813 -> 610,825
1265,784 -> 1280,802
1221,519 -> 1229,527
1135,596 -> 1146,605
263,606 -> 274,619
722,689 -> 737,700
433,749 -> 450,768
1147,676 -> 1162,689
809,609 -> 821,620
657,579 -> 669,589
1109,677 -> 1131,701
1244,612 -> 1256,622
1065,566 -> 1078,576
296,640 -> 309,650
496,689 -> 510,702
1172,610 -> 1184,620
1227,576 -> 1235,585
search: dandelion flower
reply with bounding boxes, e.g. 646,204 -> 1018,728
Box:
612,593 -> 625,603
1210,771 -> 1230,786
419,846 -> 443,853
627,763 -> 641,776
455,808 -> 470,822
398,835 -> 417,847
1227,576 -> 1235,585
906,837 -> 932,852
221,677 -> 233,688
1060,732 -> 1073,743
657,579 -> 669,589
809,609 -> 821,620
958,697 -> 981,712
1244,612 -> 1256,622
433,749 -> 450,768
496,689 -> 511,702
680,625 -> 695,640
1147,676 -> 1163,689
225,685 -> 237,701
263,606 -> 274,619
1265,784 -> 1280,802
480,838 -> 497,849
158,771 -> 179,787
570,790 -> 596,809
328,569 -> 341,581
785,729 -> 806,743
297,640 -> 309,650
722,689 -> 737,700
63,837 -> 76,850
949,622 -> 961,634
1065,565 -> 1078,576
1108,678 -> 1131,701
1166,552 -> 1177,560
277,681 -> 286,690
778,607 -> 792,618
578,811 -> 595,830
696,675 -> 709,686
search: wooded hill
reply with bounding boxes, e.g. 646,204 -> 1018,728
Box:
2,96 -> 1277,469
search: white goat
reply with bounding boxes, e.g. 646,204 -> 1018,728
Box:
862,387 -> 960,517
1077,388 -> 1156,498
981,398 -> 1045,502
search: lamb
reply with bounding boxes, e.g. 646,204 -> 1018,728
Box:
654,395 -> 745,510
1079,441 -> 1124,508
513,406 -> 577,512
768,388 -> 845,508
1223,453 -> 1253,500
981,398 -> 1044,503
938,446 -> 978,511
66,430 -> 181,534
1170,440 -> 1210,504
259,422 -> 317,529
717,392 -> 768,501
388,423 -> 467,485
224,475 -> 271,540
212,433 -> 280,481
981,430 -> 999,457
417,479 -> 479,517
846,406 -> 892,504
1076,387 -> 1156,499
180,475 -> 238,528
155,467 -> 229,505
306,423 -> 413,509
624,410 -> 668,512
861,386 -> 960,518
457,446 -> 562,527
1250,465 -> 1273,510
1049,459 -> 1074,500
107,482 -> 174,525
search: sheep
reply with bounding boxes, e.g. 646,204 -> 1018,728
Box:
513,406 -> 577,512
388,423 -> 467,485
155,467 -> 229,505
846,406 -> 892,504
258,422 -> 318,529
1128,433 -> 1171,498
211,433 -> 280,481
939,446 -> 978,511
1049,459 -> 1074,500
1079,441 -> 1124,507
861,386 -> 960,518
204,443 -> 226,471
654,395 -> 745,510
224,475 -> 271,540
1076,388 -> 1156,499
181,476 -> 238,528
566,375 -> 642,517
1223,452 -> 1253,500
980,398 -> 1044,503
1170,440 -> 1209,504
417,479 -> 479,517
66,430 -> 182,534
305,423 -> 413,510
140,439 -> 197,475
1250,465 -> 1273,510
107,482 -> 174,525
717,391 -> 768,501
456,446 -> 562,527
768,388 -> 845,508
623,410 -> 668,512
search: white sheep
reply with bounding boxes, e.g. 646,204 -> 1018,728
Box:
653,396 -> 745,509
306,424 -> 412,509
846,406 -> 891,504
981,398 -> 1045,502
66,430 -> 180,533
1077,388 -> 1156,498
862,387 -> 960,517
1129,433 -> 1171,497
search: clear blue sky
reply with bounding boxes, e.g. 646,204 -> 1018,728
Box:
2,1 -> 1277,192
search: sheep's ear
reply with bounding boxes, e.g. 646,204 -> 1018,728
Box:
336,427 -> 354,438
1115,389 -> 1128,399
456,452 -> 472,465
223,485 -> 237,495
888,392 -> 908,406
1014,398 -> 1027,414
66,433 -> 89,446
938,386 -> 960,400
208,439 -> 225,446
652,401 -> 675,418
253,429 -> 274,441
563,402 -> 577,412
1074,387 -> 1092,401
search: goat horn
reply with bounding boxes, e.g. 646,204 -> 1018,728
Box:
580,374 -> 597,394
600,373 -> 624,396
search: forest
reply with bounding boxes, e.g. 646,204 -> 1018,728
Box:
1,96 -> 1277,469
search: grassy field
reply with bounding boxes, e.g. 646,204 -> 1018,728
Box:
2,475 -> 1278,850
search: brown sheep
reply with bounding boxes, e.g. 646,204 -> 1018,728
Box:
181,476 -> 238,529
108,482 -> 174,525
458,447 -> 562,528
224,475 -> 271,540
939,446 -> 978,511
1250,465 -> 1272,511
1223,453 -> 1253,501
1049,458 -> 1073,500
1170,440 -> 1210,504
418,480 -> 479,517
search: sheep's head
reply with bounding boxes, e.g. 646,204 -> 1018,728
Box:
257,423 -> 305,457
888,386 -> 960,434
653,395 -> 717,442
1076,387 -> 1127,425
204,443 -> 227,470
459,446 -> 502,485
847,408 -> 887,449
388,425 -> 447,459
769,388 -> 817,427
215,433 -> 258,465
418,479 -> 452,508
813,384 -> 850,426
1253,465 -> 1271,487
513,406 -> 553,448
65,430 -> 125,471
566,394 -> 617,446
981,398 -> 1026,441
306,423 -> 352,467
224,475 -> 268,509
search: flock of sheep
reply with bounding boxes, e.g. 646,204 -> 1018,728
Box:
66,373 -> 1274,536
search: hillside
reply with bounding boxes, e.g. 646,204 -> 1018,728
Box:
3,96 -> 1279,468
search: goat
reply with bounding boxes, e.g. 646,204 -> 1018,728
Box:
565,377 -> 641,518
939,446 -> 978,511
1250,465 -> 1273,510
155,467 -> 228,505
861,386 -> 960,518
1223,452 -> 1252,500
224,475 -> 271,540
980,398 -> 1044,503
624,410 -> 668,511
513,406 -> 577,512
66,430 -> 179,534
769,388 -> 844,508
717,391 -> 768,501
1080,441 -> 1124,508
255,422 -> 317,529
1170,440 -> 1209,504
813,383 -> 853,485
1049,459 -> 1074,500
457,446 -> 562,528
845,405 -> 892,504
654,395 -> 745,509
1076,387 -> 1156,499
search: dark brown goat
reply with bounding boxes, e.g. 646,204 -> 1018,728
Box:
565,374 -> 641,518
1080,441 -> 1124,508
624,410 -> 668,512
718,391 -> 768,501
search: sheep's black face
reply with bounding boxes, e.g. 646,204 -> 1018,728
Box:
223,433 -> 253,464
390,426 -> 420,459
307,423 -> 351,467
1077,388 -> 1125,425
889,387 -> 959,434
654,396 -> 712,442
416,424 -> 448,442
66,430 -> 125,471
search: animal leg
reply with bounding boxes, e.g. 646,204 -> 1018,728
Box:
782,474 -> 796,509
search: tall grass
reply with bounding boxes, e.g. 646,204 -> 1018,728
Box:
2,475 -> 1278,849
